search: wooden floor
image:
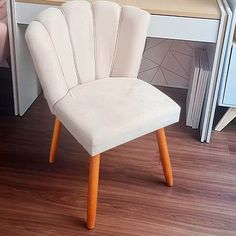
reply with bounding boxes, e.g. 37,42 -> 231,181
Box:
0,88 -> 236,236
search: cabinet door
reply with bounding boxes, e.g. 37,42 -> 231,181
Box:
223,43 -> 236,107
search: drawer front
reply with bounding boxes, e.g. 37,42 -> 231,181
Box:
16,2 -> 59,24
148,15 -> 219,43
16,2 -> 219,43
223,44 -> 236,106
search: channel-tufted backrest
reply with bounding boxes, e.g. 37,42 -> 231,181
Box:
25,0 -> 150,111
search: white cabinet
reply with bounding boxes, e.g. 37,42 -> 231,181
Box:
222,43 -> 236,106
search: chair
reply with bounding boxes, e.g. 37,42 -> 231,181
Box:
25,0 -> 180,229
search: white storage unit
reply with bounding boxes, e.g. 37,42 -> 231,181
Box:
222,42 -> 236,106
216,0 -> 236,131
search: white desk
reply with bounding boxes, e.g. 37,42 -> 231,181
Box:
15,0 -> 220,42
6,0 -> 227,142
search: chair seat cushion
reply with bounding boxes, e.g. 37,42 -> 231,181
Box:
54,78 -> 180,155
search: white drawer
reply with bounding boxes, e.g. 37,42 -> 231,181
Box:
148,15 -> 219,43
16,2 -> 59,24
16,2 -> 219,43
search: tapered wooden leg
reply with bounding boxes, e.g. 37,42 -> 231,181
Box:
87,154 -> 100,230
49,118 -> 62,163
156,128 -> 173,187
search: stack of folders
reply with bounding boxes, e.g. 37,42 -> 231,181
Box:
186,48 -> 210,129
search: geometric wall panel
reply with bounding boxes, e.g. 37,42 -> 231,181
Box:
139,38 -> 206,89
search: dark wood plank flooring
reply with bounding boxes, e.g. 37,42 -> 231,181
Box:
0,87 -> 236,236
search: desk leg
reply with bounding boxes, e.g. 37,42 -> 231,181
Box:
7,0 -> 42,116
203,0 -> 231,142
14,24 -> 41,115
215,108 -> 236,131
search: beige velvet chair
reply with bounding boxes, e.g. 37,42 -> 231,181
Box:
25,0 -> 180,229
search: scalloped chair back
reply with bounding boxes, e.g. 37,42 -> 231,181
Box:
25,0 -> 181,230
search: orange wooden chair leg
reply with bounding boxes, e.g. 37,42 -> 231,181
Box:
49,118 -> 62,163
156,128 -> 173,187
87,154 -> 100,230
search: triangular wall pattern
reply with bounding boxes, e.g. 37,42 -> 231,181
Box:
139,38 -> 203,89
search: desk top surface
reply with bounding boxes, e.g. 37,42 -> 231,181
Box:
16,0 -> 221,20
